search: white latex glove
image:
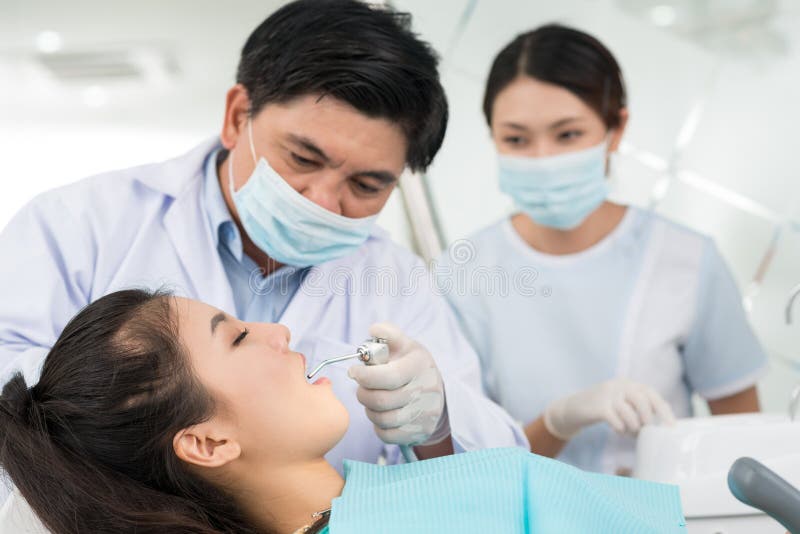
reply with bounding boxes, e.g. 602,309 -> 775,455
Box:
543,379 -> 676,441
348,323 -> 449,446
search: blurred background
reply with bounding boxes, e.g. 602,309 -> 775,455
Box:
1,0 -> 799,412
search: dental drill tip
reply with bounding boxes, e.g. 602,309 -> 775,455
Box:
306,363 -> 325,380
305,351 -> 363,381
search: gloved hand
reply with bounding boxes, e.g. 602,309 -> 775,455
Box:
543,379 -> 676,441
348,323 -> 449,446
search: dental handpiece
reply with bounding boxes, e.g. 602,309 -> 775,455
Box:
305,338 -> 418,463
306,338 -> 390,380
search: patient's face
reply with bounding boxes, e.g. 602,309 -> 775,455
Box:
173,297 -> 349,464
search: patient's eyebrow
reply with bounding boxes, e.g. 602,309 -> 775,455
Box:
210,312 -> 226,335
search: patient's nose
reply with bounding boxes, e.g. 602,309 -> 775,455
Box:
260,323 -> 291,351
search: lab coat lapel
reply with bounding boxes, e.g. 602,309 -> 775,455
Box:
279,262 -> 335,345
279,233 -> 387,344
160,160 -> 236,316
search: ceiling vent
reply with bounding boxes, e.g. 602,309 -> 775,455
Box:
35,45 -> 179,85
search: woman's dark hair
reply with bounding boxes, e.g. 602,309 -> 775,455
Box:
483,24 -> 627,129
236,0 -> 448,173
0,289 -> 327,533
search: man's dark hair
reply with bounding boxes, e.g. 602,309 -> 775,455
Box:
236,0 -> 448,173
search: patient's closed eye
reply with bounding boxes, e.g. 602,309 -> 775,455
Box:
233,329 -> 249,347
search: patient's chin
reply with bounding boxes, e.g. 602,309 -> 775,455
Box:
318,399 -> 350,455
255,389 -> 350,462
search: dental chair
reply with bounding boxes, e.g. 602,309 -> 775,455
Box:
0,487 -> 48,534
728,457 -> 800,533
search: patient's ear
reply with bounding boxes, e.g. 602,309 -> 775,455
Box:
173,422 -> 241,468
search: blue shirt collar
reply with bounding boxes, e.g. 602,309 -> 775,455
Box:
203,148 -> 244,262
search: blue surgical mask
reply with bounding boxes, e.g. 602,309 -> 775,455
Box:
228,121 -> 378,267
497,141 -> 610,230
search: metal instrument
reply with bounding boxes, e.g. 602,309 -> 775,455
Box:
306,337 -> 390,380
305,337 -> 418,463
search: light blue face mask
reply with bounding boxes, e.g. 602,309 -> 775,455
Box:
498,141 -> 610,230
228,121 -> 378,267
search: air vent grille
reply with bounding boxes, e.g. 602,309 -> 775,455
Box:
35,46 -> 177,83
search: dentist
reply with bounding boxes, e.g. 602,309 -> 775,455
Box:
0,0 -> 527,472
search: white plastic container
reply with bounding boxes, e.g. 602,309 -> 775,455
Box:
634,414 -> 800,533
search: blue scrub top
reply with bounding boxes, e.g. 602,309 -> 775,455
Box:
437,207 -> 768,473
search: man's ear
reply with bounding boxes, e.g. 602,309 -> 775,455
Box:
220,84 -> 252,150
173,422 -> 242,469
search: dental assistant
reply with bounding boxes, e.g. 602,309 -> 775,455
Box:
0,0 -> 527,476
438,24 -> 767,475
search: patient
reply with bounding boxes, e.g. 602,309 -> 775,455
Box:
0,290 -> 686,533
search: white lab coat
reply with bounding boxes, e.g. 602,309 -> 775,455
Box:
0,138 -> 527,473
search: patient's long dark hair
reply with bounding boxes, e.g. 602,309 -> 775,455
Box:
0,290 -> 327,534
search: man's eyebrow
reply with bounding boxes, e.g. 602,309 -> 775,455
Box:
210,312 -> 226,335
287,134 -> 330,163
287,134 -> 398,183
352,170 -> 398,184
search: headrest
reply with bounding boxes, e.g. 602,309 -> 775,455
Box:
0,487 -> 49,534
